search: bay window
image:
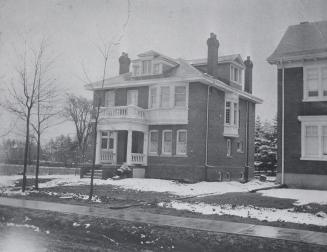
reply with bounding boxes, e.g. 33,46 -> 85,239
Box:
225,100 -> 238,126
304,65 -> 327,101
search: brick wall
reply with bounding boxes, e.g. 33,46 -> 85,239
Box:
277,67 -> 327,175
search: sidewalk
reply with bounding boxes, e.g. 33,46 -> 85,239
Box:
0,197 -> 326,246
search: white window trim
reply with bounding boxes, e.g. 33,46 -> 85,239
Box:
224,100 -> 239,127
148,130 -> 159,156
174,84 -> 187,108
226,138 -> 232,157
176,129 -> 187,156
230,65 -> 242,85
298,116 -> 327,161
161,130 -> 172,156
303,64 -> 327,102
127,89 -> 138,106
160,86 -> 171,109
149,86 -> 158,109
105,90 -> 115,107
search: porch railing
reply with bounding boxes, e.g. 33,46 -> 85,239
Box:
131,153 -> 146,165
100,105 -> 146,121
100,150 -> 115,163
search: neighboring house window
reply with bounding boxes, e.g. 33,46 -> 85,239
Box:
142,60 -> 152,75
133,65 -> 140,76
105,90 -> 115,107
226,138 -> 232,157
225,100 -> 239,126
160,86 -> 170,108
176,130 -> 187,155
162,130 -> 172,155
237,141 -> 244,153
299,116 -> 327,160
225,101 -> 231,124
149,87 -> 157,108
304,65 -> 327,101
175,86 -> 186,107
153,63 -> 161,74
149,130 -> 159,155
127,89 -> 138,106
231,65 -> 242,84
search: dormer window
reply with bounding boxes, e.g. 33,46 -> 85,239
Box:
153,63 -> 161,74
142,60 -> 152,75
230,65 -> 242,84
133,65 -> 140,76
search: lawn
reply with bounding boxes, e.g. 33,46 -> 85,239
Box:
1,175 -> 327,233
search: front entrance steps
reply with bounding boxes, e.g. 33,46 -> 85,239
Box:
83,169 -> 103,179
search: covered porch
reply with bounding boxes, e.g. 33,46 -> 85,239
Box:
95,129 -> 148,166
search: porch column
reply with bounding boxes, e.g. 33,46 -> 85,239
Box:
126,130 -> 132,165
95,130 -> 101,164
143,131 -> 148,165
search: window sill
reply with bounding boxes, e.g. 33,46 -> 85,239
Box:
302,98 -> 327,102
148,153 -> 159,157
300,156 -> 327,161
174,154 -> 188,157
236,150 -> 244,153
226,156 -> 233,158
160,153 -> 172,157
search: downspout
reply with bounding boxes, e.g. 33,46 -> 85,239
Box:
245,101 -> 249,167
205,85 -> 210,181
281,60 -> 285,185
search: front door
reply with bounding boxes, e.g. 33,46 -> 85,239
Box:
117,131 -> 127,164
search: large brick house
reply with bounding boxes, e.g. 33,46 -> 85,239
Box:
268,20 -> 327,189
85,33 -> 262,181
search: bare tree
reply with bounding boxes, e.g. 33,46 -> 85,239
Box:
63,94 -> 92,165
4,42 -> 46,192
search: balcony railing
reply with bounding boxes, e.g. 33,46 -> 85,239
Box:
100,150 -> 115,163
131,153 -> 146,165
100,105 -> 146,121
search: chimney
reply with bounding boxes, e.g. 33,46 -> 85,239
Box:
244,56 -> 253,93
207,33 -> 219,79
119,52 -> 131,74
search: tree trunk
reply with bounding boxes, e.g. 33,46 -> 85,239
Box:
35,128 -> 41,190
88,112 -> 99,201
22,109 -> 31,192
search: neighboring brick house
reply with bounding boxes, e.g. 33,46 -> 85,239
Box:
268,20 -> 327,189
85,33 -> 262,181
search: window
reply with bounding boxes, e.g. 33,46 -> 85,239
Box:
133,65 -> 140,76
225,100 -> 239,126
101,131 -> 114,150
231,65 -> 242,84
162,130 -> 172,155
149,87 -> 157,108
149,131 -> 159,154
299,116 -> 327,160
176,130 -> 187,155
142,60 -> 152,75
237,141 -> 244,153
175,86 -> 186,107
104,90 -> 115,107
153,63 -> 161,74
226,139 -> 232,157
225,101 -> 231,124
304,65 -> 327,101
160,86 -> 170,108
127,89 -> 138,106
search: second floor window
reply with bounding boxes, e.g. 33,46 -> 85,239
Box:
127,89 -> 138,106
304,65 -> 327,100
142,60 -> 152,75
149,87 -> 157,108
225,100 -> 238,126
160,86 -> 170,108
225,101 -> 231,124
105,90 -> 115,107
175,86 -> 186,107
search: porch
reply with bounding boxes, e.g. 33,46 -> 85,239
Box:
96,130 -> 148,166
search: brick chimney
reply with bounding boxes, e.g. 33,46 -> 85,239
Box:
244,56 -> 253,93
207,33 -> 219,79
119,52 -> 131,75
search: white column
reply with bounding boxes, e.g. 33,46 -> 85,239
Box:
126,130 -> 132,165
95,130 -> 102,164
143,131 -> 148,165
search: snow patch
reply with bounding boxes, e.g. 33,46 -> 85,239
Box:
159,201 -> 327,227
6,222 -> 40,232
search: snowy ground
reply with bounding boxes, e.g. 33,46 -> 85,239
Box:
1,175 -> 327,227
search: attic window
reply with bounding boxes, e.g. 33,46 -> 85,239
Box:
153,63 -> 161,74
133,65 -> 140,76
142,60 -> 152,75
230,65 -> 242,84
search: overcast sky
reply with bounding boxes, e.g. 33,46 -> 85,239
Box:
1,0 -> 327,140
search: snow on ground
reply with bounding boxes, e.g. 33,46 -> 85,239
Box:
37,176 -> 276,197
260,188 -> 327,205
158,201 -> 327,227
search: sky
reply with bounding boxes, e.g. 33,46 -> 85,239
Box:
1,0 -> 327,141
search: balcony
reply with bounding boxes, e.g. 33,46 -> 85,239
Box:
99,105 -> 147,123
223,124 -> 239,138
